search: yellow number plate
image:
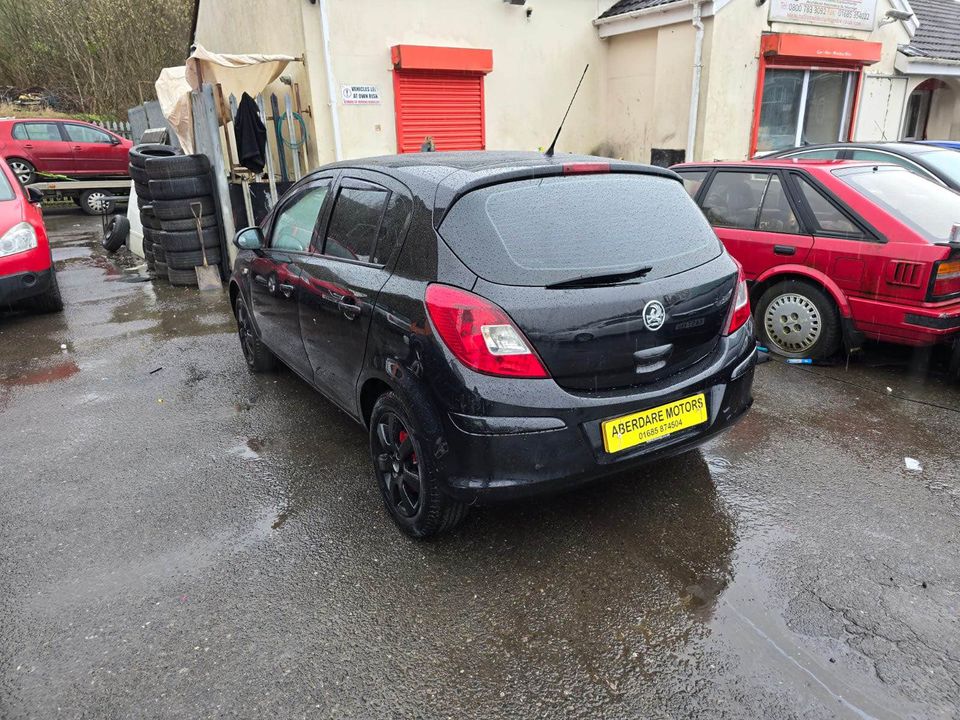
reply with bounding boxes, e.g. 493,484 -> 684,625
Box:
602,393 -> 708,454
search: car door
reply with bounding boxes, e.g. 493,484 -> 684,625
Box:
11,121 -> 75,175
785,172 -> 886,299
296,172 -> 413,414
248,178 -> 334,376
697,169 -> 814,280
62,122 -> 124,175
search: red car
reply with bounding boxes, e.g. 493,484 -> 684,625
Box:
0,156 -> 62,312
672,159 -> 960,362
0,118 -> 132,185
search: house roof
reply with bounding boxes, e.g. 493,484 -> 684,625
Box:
597,0 -> 685,20
901,0 -> 960,62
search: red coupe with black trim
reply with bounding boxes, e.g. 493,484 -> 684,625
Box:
673,159 -> 960,364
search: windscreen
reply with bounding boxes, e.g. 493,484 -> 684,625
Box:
438,174 -> 722,287
836,166 -> 960,243
0,168 -> 14,202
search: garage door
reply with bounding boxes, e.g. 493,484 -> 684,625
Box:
394,70 -> 485,153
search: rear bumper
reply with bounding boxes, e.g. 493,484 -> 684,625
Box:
437,326 -> 756,503
0,267 -> 53,305
849,296 -> 960,346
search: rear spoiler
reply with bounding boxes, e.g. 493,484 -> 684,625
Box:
432,161 -> 681,229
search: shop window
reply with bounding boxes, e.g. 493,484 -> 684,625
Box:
902,83 -> 935,140
756,70 -> 856,154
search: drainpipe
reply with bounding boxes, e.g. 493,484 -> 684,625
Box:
686,0 -> 704,162
318,0 -> 343,161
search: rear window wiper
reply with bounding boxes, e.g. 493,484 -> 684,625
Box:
545,265 -> 653,290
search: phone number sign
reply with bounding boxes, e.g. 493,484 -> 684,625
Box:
769,0 -> 877,30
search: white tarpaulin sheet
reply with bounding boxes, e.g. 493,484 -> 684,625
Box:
156,45 -> 294,153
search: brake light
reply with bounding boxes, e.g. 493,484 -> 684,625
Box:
724,264 -> 751,335
424,284 -> 549,378
931,260 -> 960,299
562,162 -> 609,175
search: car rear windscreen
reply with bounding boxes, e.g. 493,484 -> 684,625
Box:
836,165 -> 960,243
438,173 -> 722,287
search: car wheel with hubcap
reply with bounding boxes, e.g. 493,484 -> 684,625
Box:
7,158 -> 35,185
757,280 -> 840,359
79,189 -> 116,216
234,295 -> 276,372
369,392 -> 468,538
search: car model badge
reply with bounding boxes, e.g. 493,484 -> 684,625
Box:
643,300 -> 666,331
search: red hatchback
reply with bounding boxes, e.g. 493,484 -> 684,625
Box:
0,156 -> 62,312
0,118 -> 132,185
673,160 -> 960,361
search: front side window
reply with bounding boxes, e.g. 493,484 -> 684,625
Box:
13,122 -> 61,142
756,69 -> 855,154
700,172 -> 769,230
64,123 -> 113,143
0,167 -> 15,201
270,184 -> 329,251
794,176 -> 862,237
324,185 -> 390,263
757,175 -> 800,234
676,170 -> 708,198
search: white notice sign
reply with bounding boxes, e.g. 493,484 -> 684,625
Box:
341,85 -> 380,105
769,0 -> 877,31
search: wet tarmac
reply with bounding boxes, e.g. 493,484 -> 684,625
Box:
1,209 -> 959,719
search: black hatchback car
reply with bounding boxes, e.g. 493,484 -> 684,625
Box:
229,152 -> 757,537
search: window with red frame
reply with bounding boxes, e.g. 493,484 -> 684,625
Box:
755,68 -> 857,154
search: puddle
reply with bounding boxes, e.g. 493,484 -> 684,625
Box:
0,360 -> 79,389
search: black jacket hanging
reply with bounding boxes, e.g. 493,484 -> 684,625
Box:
234,92 -> 268,173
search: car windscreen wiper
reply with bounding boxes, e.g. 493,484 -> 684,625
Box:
545,265 -> 653,290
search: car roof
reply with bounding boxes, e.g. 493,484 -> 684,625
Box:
673,158 -> 886,173
771,141 -> 942,157
309,150 -> 680,225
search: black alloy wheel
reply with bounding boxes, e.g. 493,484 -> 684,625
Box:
373,412 -> 423,519
234,297 -> 276,372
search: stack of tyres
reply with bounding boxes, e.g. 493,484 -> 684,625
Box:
145,154 -> 222,287
129,144 -> 179,278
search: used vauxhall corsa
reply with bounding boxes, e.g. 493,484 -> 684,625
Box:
229,152 -> 757,537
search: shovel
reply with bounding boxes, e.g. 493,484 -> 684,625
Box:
190,201 -> 221,291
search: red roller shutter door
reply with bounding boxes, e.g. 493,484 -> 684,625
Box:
393,70 -> 485,153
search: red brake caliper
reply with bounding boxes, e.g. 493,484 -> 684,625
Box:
398,430 -> 416,464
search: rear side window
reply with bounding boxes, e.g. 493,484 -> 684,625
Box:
701,172 -> 768,229
836,165 -> 960,243
794,176 -> 863,237
438,174 -> 721,287
757,175 -> 800,234
12,122 -> 61,142
324,184 -> 390,264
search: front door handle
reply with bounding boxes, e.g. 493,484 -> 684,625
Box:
774,245 -> 796,256
338,300 -> 360,320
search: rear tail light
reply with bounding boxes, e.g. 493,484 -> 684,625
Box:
930,259 -> 960,300
723,264 -> 751,336
562,162 -> 609,174
424,284 -> 549,378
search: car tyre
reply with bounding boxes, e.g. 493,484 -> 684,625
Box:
102,214 -> 130,252
8,158 -> 36,184
128,144 -> 178,168
757,280 -> 840,359
144,154 -> 211,181
152,195 -> 215,221
148,176 -> 213,201
369,391 -> 468,539
79,189 -> 115,216
157,226 -> 220,252
234,295 -> 276,372
30,267 -> 64,313
166,248 -> 222,270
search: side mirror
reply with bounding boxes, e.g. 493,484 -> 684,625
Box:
110,137 -> 121,145
234,226 -> 264,251
27,187 -> 43,204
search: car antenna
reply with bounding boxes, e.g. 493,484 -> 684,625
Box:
545,64 -> 589,158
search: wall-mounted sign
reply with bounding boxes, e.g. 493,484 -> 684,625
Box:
769,0 -> 877,31
341,85 -> 380,105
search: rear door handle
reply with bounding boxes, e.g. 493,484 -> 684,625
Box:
338,300 -> 360,320
774,245 -> 796,256
23,143 -> 33,149
278,282 -> 295,296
